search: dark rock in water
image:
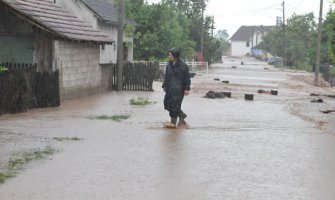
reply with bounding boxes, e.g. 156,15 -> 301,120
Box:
215,92 -> 225,98
223,92 -> 231,98
222,80 -> 229,84
257,89 -> 278,95
311,98 -> 323,103
271,90 -> 278,95
241,61 -> 244,65
245,94 -> 254,101
321,109 -> 335,114
205,91 -> 216,99
213,78 -> 220,81
232,66 -> 237,69
257,89 -> 267,94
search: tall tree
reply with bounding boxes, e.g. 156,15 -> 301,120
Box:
124,1 -> 195,60
119,0 -> 225,62
324,9 -> 335,63
260,13 -> 317,69
162,0 -> 212,60
214,29 -> 230,59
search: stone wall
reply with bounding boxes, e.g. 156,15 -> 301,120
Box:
53,40 -> 103,101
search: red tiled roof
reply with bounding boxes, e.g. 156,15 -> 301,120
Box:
1,0 -> 114,44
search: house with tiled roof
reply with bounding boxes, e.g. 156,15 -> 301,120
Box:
0,0 -> 114,100
56,0 -> 134,64
230,25 -> 273,57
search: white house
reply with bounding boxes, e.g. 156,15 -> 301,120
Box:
230,25 -> 273,57
56,0 -> 134,64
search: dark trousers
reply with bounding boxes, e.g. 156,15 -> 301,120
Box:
169,110 -> 180,119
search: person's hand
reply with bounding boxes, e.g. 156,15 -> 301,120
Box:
184,90 -> 190,96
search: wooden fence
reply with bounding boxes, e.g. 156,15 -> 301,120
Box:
0,63 -> 59,115
111,62 -> 159,91
0,61 -> 157,114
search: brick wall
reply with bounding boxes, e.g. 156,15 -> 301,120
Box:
53,40 -> 103,101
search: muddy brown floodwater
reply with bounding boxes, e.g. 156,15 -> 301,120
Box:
0,57 -> 335,200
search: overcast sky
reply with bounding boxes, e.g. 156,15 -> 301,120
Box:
146,0 -> 334,37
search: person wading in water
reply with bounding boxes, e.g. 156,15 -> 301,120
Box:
162,48 -> 191,128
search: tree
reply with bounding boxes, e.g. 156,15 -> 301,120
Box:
324,9 -> 335,63
162,0 -> 215,62
214,29 -> 230,59
120,0 -> 225,62
124,1 -> 195,60
259,13 -> 317,70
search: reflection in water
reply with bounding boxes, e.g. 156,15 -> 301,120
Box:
159,130 -> 185,198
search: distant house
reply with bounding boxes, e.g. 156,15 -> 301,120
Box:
0,0 -> 114,101
56,0 -> 134,64
230,25 -> 274,57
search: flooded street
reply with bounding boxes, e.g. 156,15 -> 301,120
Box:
1,57 -> 335,200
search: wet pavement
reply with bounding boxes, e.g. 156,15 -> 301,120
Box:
0,57 -> 335,199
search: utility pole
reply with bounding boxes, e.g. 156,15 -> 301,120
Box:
315,0 -> 323,84
282,1 -> 285,66
117,0 -> 124,91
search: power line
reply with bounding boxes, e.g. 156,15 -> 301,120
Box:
287,0 -> 306,10
212,3 -> 282,17
245,3 -> 282,14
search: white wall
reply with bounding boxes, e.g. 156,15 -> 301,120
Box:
98,23 -> 134,63
98,22 -> 118,64
53,40 -> 102,100
231,41 -> 251,57
56,0 -> 98,29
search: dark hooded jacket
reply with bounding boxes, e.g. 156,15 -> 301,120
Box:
162,59 -> 191,115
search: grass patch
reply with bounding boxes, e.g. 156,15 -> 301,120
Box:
129,97 -> 155,106
0,146 -> 56,184
91,114 -> 131,122
53,137 -> 83,141
0,172 -> 13,184
0,66 -> 8,74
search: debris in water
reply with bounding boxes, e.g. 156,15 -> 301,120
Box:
257,89 -> 278,95
223,92 -> 231,98
311,99 -> 323,103
215,92 -> 225,98
245,94 -> 254,101
271,90 -> 278,95
320,109 -> 335,114
204,91 -> 216,99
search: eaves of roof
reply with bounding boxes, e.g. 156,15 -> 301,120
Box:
0,0 -> 114,44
